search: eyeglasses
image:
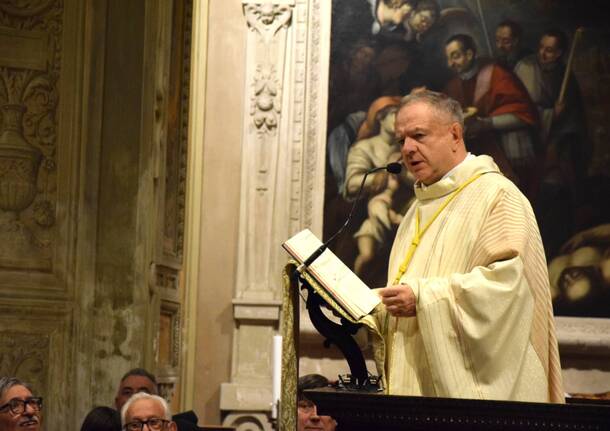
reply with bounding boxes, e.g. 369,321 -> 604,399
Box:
0,397 -> 43,415
123,418 -> 170,431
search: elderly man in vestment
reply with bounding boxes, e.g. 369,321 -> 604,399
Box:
362,90 -> 563,403
443,34 -> 539,197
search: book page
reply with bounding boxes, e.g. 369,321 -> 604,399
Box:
282,229 -> 381,320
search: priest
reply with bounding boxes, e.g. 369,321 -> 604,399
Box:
363,89 -> 563,403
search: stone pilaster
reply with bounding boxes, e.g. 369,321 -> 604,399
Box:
221,0 -> 330,429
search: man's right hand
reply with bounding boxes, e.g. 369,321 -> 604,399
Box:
376,284 -> 416,317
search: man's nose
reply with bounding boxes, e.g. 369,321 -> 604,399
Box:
24,402 -> 37,414
309,405 -> 321,421
401,138 -> 415,155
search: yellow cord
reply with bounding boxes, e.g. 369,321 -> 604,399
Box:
385,172 -> 485,379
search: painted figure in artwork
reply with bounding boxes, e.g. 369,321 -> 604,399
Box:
443,33 -> 540,197
344,102 -> 413,276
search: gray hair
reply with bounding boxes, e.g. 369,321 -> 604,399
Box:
0,377 -> 32,400
119,368 -> 158,389
120,392 -> 171,426
399,90 -> 464,127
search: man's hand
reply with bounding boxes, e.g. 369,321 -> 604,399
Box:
377,284 -> 416,317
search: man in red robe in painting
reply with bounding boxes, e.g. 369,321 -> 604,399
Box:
443,33 -> 539,196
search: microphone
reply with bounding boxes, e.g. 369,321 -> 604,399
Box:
297,162 -> 403,273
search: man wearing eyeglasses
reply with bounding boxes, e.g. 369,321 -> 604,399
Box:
0,377 -> 42,431
121,392 -> 177,431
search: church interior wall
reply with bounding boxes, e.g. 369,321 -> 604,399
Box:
1,1 -> 610,430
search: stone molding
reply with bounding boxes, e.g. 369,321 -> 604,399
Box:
233,299 -> 282,322
556,316 -> 610,356
223,412 -> 273,431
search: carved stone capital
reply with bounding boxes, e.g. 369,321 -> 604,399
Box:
242,0 -> 294,43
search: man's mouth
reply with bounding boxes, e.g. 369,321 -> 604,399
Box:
19,418 -> 39,428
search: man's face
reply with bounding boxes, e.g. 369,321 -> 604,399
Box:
0,385 -> 41,431
538,35 -> 563,66
123,398 -> 176,431
297,399 -> 337,431
445,40 -> 474,75
495,26 -> 517,55
396,101 -> 463,185
115,376 -> 158,411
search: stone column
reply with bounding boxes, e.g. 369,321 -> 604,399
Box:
221,0 -> 330,429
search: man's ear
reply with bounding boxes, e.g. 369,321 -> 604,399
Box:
169,421 -> 178,431
450,122 -> 463,150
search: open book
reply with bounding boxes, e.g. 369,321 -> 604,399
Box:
282,229 -> 381,321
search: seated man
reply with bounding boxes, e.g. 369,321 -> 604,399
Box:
115,368 -> 159,411
0,377 -> 42,431
297,374 -> 337,431
115,368 -> 199,431
121,392 -> 177,431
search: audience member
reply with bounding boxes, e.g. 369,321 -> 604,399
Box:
0,377 -> 42,431
121,392 -> 177,431
115,368 -> 159,411
297,374 -> 337,431
80,406 -> 121,431
114,368 -> 201,430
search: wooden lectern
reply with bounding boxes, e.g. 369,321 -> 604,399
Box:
305,388 -> 610,430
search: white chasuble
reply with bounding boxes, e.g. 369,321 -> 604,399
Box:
362,155 -> 564,403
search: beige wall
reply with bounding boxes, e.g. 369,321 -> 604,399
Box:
189,0 -> 245,424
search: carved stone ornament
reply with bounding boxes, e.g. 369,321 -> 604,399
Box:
223,412 -> 273,431
243,1 -> 293,43
250,65 -> 281,135
0,0 -> 55,17
0,1 -> 61,269
0,332 -> 49,396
